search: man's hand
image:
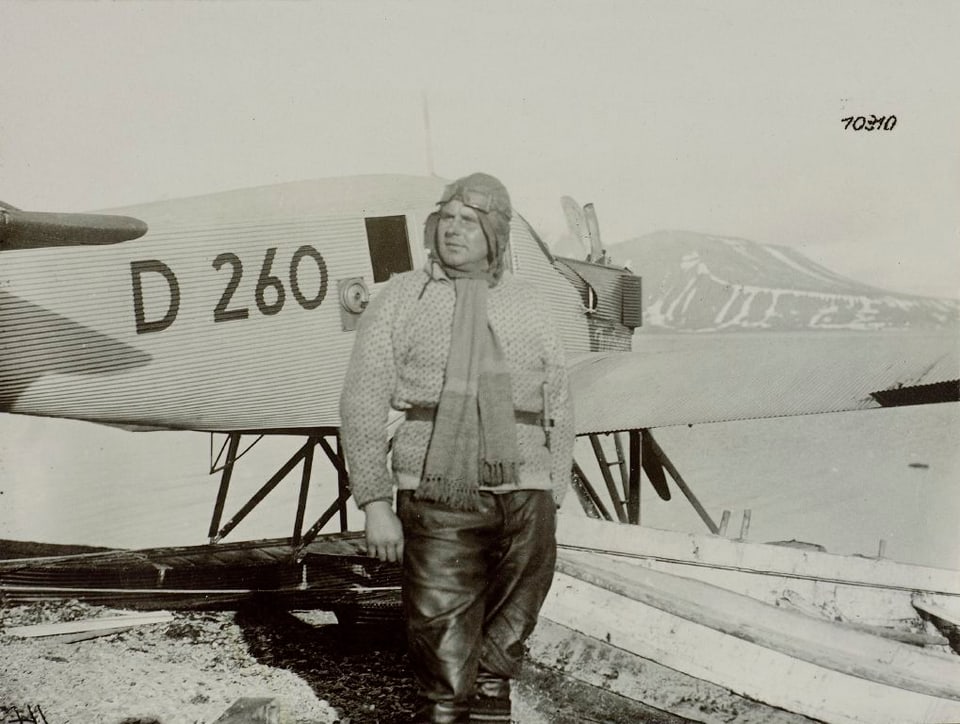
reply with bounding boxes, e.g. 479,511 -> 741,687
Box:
363,499 -> 404,563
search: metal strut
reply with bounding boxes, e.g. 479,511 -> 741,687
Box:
573,428 -> 719,532
297,435 -> 353,548
211,437 -> 317,544
571,459 -> 612,521
208,433 -> 241,540
644,429 -> 719,534
206,428 -> 352,545
588,433 -> 629,522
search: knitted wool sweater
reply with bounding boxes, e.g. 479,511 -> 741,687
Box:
339,261 -> 575,509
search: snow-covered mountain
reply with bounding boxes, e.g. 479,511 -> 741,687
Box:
607,230 -> 959,332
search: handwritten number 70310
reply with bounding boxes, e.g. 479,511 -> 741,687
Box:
841,115 -> 897,131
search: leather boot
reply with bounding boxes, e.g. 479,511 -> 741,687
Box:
410,699 -> 471,724
469,673 -> 511,723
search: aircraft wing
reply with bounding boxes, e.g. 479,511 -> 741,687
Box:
570,330 -> 959,435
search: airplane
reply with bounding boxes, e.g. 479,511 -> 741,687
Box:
3,174 -> 959,723
2,173 -> 955,545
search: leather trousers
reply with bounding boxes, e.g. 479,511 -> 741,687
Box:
398,490 -> 557,723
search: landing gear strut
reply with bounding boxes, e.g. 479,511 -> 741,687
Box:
206,428 -> 352,547
573,428 -> 719,533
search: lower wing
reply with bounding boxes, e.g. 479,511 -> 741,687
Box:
570,329 -> 959,435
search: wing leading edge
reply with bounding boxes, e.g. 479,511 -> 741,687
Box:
570,330 -> 960,435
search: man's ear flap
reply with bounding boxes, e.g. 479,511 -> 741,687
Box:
424,211 -> 440,253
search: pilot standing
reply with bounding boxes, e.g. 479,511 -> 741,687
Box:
340,172 -> 574,723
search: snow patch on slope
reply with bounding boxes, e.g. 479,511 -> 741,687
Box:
609,230 -> 960,331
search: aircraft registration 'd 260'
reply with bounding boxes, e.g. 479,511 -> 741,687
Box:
4,174 -> 960,723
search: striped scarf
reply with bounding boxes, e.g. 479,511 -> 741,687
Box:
416,273 -> 521,510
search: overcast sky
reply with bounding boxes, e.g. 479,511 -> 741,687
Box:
2,1 -> 958,298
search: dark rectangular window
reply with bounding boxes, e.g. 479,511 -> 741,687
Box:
365,215 -> 413,283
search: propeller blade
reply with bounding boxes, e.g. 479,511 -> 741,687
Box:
583,202 -> 604,263
560,195 -> 590,256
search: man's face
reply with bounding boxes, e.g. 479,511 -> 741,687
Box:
436,199 -> 490,272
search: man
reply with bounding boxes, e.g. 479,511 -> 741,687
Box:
340,172 -> 574,723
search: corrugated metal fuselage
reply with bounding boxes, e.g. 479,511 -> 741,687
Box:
0,175 -> 590,431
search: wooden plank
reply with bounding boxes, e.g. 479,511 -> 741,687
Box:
555,552 -> 960,701
556,515 -> 960,597
777,593 -> 948,647
5,611 -> 173,638
527,617 -> 816,724
555,515 -> 960,629
542,570 -> 960,724
49,625 -> 137,644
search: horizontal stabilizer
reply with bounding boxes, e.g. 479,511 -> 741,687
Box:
0,206 -> 148,250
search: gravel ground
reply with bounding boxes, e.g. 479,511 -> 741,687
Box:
0,600 -> 341,724
238,601 -> 421,722
0,600 -> 541,724
0,598 -> 447,723
0,598 -> 688,724
0,539 -> 695,723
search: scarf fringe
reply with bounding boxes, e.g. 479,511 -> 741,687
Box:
414,461 -> 520,511
414,475 -> 482,511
